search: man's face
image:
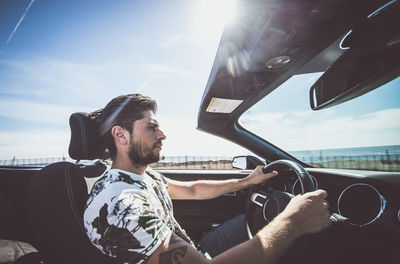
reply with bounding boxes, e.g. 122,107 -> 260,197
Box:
128,110 -> 166,165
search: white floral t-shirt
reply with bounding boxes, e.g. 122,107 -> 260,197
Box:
84,168 -> 191,263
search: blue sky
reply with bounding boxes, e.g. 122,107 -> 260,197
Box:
241,74 -> 400,152
0,0 -> 251,159
0,0 -> 399,160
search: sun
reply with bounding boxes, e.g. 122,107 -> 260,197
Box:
193,0 -> 238,41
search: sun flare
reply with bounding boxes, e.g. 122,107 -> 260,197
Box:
193,0 -> 238,41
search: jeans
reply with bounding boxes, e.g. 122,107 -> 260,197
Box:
198,214 -> 248,258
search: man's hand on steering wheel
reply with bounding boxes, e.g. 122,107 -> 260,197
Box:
278,189 -> 332,237
245,165 -> 278,186
245,160 -> 332,239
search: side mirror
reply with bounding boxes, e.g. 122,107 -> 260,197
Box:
232,155 -> 265,170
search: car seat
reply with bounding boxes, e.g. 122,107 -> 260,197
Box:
27,112 -> 113,264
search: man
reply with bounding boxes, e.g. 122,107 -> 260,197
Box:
84,94 -> 331,264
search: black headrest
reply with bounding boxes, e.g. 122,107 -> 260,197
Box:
68,112 -> 107,160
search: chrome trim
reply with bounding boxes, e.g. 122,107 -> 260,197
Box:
292,176 -> 319,195
250,193 -> 267,207
398,209 -> 400,223
262,196 -> 279,222
339,30 -> 352,50
337,183 -> 386,227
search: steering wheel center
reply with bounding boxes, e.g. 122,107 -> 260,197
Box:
263,196 -> 279,222
262,192 -> 294,222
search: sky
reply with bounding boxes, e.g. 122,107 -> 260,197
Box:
0,0 -> 399,160
0,0 -> 251,159
240,74 -> 400,153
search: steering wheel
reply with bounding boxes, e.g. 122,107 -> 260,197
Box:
245,159 -> 316,238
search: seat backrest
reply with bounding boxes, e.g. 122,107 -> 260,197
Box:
28,162 -> 113,264
27,112 -> 113,264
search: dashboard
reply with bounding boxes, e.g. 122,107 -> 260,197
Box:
260,167 -> 400,231
247,167 -> 400,263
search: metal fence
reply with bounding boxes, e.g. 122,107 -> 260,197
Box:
152,156 -> 234,170
0,154 -> 399,172
299,154 -> 400,172
0,156 -> 74,167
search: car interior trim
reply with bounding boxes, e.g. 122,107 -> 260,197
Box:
250,192 -> 267,208
292,176 -> 319,195
337,183 -> 387,227
262,196 -> 280,222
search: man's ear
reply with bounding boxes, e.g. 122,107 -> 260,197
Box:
111,126 -> 129,145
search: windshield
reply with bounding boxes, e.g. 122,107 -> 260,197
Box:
239,74 -> 400,172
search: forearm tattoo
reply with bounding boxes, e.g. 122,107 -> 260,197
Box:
159,246 -> 188,264
169,233 -> 185,245
159,234 -> 188,264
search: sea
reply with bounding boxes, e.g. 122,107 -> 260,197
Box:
289,145 -> 400,162
159,145 -> 400,164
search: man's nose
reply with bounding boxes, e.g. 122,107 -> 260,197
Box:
157,129 -> 166,140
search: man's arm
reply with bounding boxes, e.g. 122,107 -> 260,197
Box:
167,165 -> 277,200
147,189 -> 331,264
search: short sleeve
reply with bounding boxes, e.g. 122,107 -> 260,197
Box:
146,168 -> 169,188
85,186 -> 171,264
160,174 -> 169,188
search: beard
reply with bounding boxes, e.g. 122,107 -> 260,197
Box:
128,138 -> 162,166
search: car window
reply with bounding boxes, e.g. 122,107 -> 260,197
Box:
239,73 -> 400,171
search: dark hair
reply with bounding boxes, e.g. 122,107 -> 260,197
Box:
89,94 -> 157,160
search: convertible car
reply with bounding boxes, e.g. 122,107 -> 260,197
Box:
0,0 -> 399,263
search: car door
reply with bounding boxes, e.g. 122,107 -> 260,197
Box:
160,169 -> 250,241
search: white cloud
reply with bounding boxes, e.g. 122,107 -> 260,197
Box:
0,57 -> 198,105
0,107 -> 251,160
1,58 -> 119,100
0,85 -> 47,96
158,114 -> 250,157
240,112 -> 284,125
242,108 -> 400,151
292,110 -> 312,117
142,63 -> 194,76
0,99 -> 92,125
0,130 -> 70,159
0,55 -> 215,159
135,77 -> 160,94
158,34 -> 185,48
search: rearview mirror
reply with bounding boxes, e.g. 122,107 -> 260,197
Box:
310,2 -> 400,110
